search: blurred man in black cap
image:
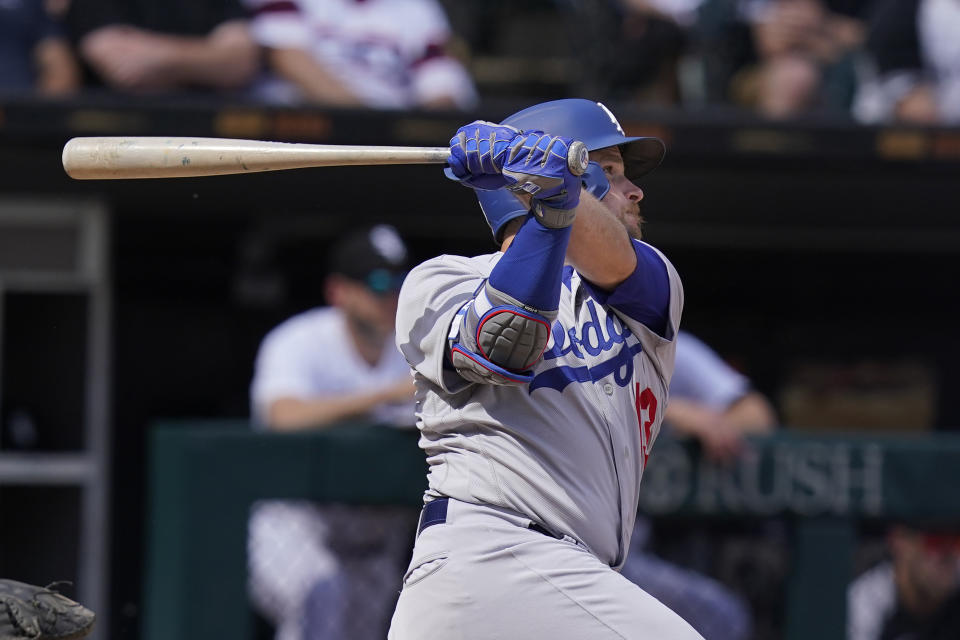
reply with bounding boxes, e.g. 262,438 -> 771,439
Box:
848,521 -> 960,640
248,224 -> 418,640
251,223 -> 414,430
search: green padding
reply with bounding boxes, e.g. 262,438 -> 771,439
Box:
143,423 -> 960,640
144,422 -> 423,640
638,430 -> 960,520
786,518 -> 856,640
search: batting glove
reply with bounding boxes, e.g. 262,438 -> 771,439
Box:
503,131 -> 584,228
446,120 -> 521,190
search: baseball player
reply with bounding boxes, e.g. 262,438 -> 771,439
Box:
389,99 -> 702,639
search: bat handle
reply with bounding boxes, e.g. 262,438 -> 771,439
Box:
566,141 -> 589,176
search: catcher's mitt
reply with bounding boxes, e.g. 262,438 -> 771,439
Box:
0,581 -> 95,640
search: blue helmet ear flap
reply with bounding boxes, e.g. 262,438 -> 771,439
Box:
476,189 -> 530,243
581,161 -> 610,200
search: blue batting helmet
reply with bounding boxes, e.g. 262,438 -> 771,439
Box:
501,99 -> 665,181
476,188 -> 528,243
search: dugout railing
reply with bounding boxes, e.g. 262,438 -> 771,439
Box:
143,422 -> 960,640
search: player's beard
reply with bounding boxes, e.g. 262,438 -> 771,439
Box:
620,206 -> 645,241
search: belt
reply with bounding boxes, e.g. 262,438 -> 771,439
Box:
417,497 -> 560,539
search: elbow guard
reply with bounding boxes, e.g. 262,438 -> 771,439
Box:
449,281 -> 554,385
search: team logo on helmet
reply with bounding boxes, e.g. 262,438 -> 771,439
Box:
596,102 -> 625,136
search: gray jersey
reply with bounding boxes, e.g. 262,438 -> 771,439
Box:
396,241 -> 683,568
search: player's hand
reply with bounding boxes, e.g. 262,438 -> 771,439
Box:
81,26 -> 177,90
697,419 -> 745,464
665,400 -> 744,464
446,120 -> 521,190
381,377 -> 416,405
503,131 -> 584,211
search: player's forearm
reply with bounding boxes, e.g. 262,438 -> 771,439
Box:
446,191 -> 569,385
489,218 -> 570,315
266,390 -> 397,431
724,393 -> 778,433
752,23 -> 794,58
35,38 -> 81,95
419,95 -> 460,110
269,48 -> 364,106
565,192 -> 637,289
664,399 -> 723,438
162,22 -> 259,88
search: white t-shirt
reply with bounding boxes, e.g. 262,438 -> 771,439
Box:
670,331 -> 750,410
920,0 -> 960,123
846,561 -> 897,640
246,0 -> 477,109
250,306 -> 415,427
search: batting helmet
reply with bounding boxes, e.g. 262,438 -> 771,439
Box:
501,99 -> 665,181
476,188 -> 528,243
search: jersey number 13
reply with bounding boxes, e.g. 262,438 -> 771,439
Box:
634,383 -> 656,466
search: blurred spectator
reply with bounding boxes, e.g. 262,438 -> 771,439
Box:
558,0 -> 701,106
664,330 -> 777,461
243,0 -> 477,109
620,330 -> 777,640
848,523 -> 960,640
0,0 -> 80,96
853,0 -> 960,125
732,0 -> 872,119
606,0 -> 705,105
64,0 -> 259,93
248,225 -> 417,640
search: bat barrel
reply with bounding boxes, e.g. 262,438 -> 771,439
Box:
62,137 -> 452,180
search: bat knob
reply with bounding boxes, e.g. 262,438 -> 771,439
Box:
566,141 -> 589,176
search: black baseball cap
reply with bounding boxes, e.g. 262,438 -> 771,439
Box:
328,225 -> 409,293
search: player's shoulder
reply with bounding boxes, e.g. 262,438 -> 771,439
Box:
404,252 -> 497,282
847,561 -> 896,630
673,331 -> 723,375
634,238 -> 683,293
848,561 -> 895,601
398,253 -> 497,311
276,306 -> 338,329
633,238 -> 676,269
675,330 -> 711,358
261,307 -> 340,347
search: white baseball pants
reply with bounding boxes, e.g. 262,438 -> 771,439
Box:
388,498 -> 705,640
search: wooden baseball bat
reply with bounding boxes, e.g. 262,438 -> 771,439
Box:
61,136 -> 589,180
61,137 -> 452,180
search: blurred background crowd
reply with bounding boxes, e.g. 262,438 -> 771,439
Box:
0,1 -> 959,640
3,0 -> 960,124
